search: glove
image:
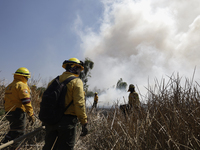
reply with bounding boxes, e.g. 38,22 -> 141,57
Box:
80,123 -> 88,136
28,115 -> 35,125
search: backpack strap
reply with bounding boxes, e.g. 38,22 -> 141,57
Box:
60,76 -> 77,112
62,76 -> 77,85
64,100 -> 73,112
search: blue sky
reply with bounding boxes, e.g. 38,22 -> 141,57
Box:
0,0 -> 103,85
1,0 -> 200,106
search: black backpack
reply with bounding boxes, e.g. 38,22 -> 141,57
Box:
39,76 -> 77,125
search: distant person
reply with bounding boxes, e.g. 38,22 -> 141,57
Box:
2,67 -> 35,148
43,58 -> 88,150
128,84 -> 140,110
93,92 -> 98,109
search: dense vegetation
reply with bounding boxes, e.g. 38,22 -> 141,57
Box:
0,73 -> 200,149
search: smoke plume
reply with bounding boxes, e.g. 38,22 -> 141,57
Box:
80,0 -> 200,106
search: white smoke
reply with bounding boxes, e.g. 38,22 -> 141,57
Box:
79,0 -> 200,106
86,88 -> 128,108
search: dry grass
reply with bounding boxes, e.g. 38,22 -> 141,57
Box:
0,74 -> 200,149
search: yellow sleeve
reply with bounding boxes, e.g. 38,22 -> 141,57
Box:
94,95 -> 98,102
19,84 -> 34,116
73,79 -> 87,125
24,102 -> 34,116
128,93 -> 133,106
133,92 -> 140,107
18,84 -> 31,104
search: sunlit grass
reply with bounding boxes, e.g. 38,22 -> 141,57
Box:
0,74 -> 200,149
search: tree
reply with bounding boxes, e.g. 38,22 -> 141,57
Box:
116,78 -> 127,91
79,58 -> 94,92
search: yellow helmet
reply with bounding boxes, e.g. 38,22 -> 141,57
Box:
128,84 -> 135,92
62,58 -> 84,71
95,92 -> 98,95
14,67 -> 31,78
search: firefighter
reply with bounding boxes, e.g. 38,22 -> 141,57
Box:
2,67 -> 35,148
43,58 -> 88,150
128,84 -> 140,110
93,92 -> 98,109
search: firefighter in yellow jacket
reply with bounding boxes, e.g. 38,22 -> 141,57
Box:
43,58 -> 88,150
3,67 -> 35,146
93,92 -> 98,108
128,84 -> 140,109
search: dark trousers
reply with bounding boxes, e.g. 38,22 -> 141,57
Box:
43,115 -> 78,150
2,108 -> 26,147
93,102 -> 97,108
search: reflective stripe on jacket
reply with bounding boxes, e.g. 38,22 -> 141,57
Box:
48,72 -> 87,125
4,75 -> 34,116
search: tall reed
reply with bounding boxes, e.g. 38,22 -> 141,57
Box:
0,74 -> 200,149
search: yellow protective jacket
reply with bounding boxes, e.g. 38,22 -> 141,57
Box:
4,75 -> 34,116
94,95 -> 98,103
48,72 -> 87,125
128,92 -> 140,108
